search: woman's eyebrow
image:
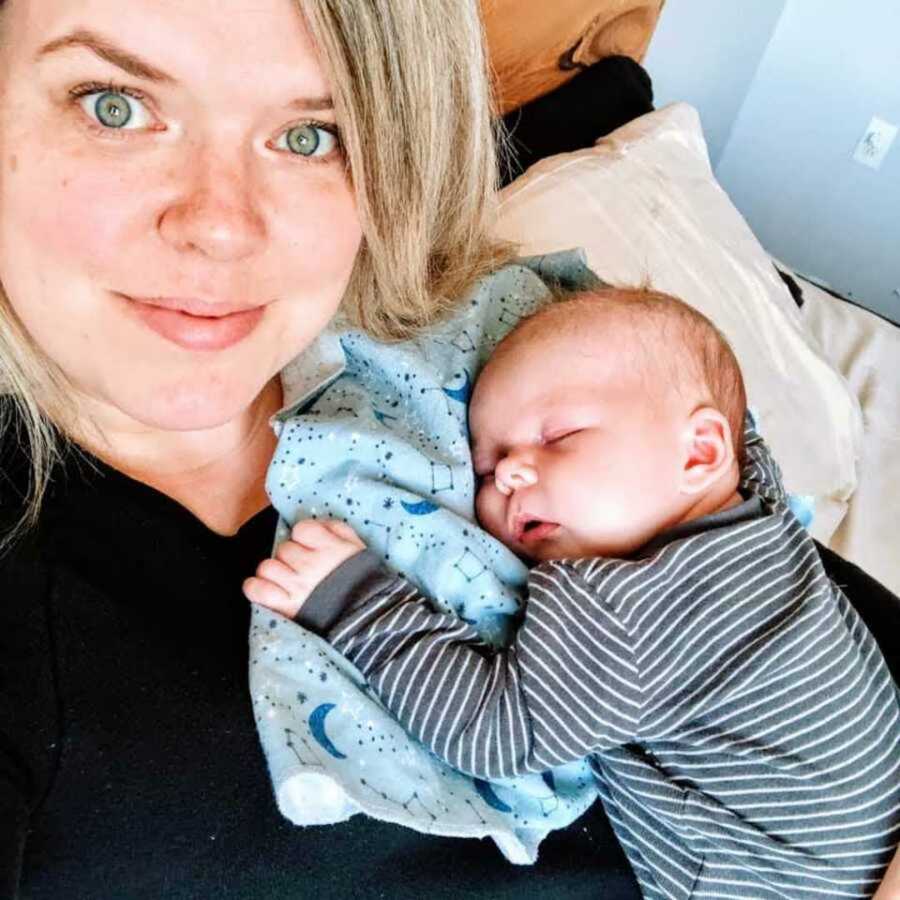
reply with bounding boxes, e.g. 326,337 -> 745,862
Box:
36,29 -> 176,84
287,95 -> 334,113
35,28 -> 334,112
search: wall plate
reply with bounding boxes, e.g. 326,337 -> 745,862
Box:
852,116 -> 898,170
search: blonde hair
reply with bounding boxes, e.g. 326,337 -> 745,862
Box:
302,0 -> 516,338
0,0 -> 517,555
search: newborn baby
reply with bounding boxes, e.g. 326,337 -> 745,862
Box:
245,288 -> 900,898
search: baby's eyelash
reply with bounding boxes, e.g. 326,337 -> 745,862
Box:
546,429 -> 580,443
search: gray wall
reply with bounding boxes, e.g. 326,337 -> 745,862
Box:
644,0 -> 787,167
715,0 -> 900,323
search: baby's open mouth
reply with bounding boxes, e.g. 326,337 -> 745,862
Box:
517,519 -> 560,545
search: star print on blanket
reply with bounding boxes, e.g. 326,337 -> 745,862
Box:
250,249 -> 604,864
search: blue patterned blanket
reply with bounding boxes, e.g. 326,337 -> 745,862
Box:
249,249 -> 603,863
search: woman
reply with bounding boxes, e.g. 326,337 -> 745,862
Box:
0,1 -> 896,898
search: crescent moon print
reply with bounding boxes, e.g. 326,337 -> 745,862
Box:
473,778 -> 513,813
308,703 -> 347,760
400,499 -> 440,516
442,371 -> 472,405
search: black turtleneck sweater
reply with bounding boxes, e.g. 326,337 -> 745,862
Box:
1,419 -> 897,900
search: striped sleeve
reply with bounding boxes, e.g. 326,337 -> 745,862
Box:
323,563 -> 643,779
740,417 -> 787,505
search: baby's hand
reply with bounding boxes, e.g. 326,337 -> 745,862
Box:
243,519 -> 366,619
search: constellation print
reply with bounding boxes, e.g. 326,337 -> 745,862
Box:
429,462 -> 455,494
418,385 -> 455,418
461,797 -> 489,826
430,326 -> 478,355
357,781 -> 446,822
361,516 -> 394,557
284,728 -> 328,769
498,305 -> 531,332
453,547 -> 489,583
536,792 -> 561,818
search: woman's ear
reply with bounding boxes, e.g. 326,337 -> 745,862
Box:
679,407 -> 735,495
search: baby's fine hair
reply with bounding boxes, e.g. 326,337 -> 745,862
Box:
495,286 -> 748,464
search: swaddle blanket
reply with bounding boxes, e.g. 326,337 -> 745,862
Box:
249,249 -> 603,863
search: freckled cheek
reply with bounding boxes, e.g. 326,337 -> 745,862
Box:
15,164 -> 143,280
274,176 -> 362,279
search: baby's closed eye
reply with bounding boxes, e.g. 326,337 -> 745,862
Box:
544,428 -> 583,444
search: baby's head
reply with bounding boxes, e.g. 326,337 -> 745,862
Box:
469,287 -> 747,561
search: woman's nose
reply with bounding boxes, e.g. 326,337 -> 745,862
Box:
493,453 -> 538,497
157,142 -> 267,262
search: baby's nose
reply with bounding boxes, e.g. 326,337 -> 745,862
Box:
494,456 -> 538,496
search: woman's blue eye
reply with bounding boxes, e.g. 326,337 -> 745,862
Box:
78,90 -> 152,131
277,124 -> 338,158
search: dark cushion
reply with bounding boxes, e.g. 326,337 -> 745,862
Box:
499,55 -> 654,186
817,541 -> 900,684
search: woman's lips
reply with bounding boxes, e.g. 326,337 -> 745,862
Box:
120,294 -> 266,351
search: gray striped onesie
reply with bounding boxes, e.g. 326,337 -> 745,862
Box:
296,429 -> 900,898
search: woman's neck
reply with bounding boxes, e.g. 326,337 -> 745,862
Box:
71,378 -> 284,536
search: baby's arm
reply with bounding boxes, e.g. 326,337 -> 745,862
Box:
244,521 -> 642,780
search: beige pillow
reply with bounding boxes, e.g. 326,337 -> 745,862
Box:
493,102 -> 862,544
795,273 -> 900,594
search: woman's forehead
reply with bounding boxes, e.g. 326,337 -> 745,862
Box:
4,0 -> 329,101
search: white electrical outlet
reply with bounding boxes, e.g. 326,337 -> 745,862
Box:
852,116 -> 898,170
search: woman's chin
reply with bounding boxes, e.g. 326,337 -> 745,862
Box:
95,379 -> 274,435
131,405 -> 250,433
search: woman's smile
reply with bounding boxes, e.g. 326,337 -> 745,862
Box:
116,292 -> 269,352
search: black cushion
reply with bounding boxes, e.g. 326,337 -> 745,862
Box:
816,541 -> 900,684
499,55 -> 654,186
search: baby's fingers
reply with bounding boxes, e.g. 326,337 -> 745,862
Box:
256,556 -> 301,587
243,575 -> 298,619
291,519 -> 338,548
274,539 -> 313,571
323,520 -> 366,548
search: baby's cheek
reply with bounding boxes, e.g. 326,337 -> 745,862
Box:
475,485 -> 505,541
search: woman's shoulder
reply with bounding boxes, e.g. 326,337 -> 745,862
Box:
0,507 -> 60,872
0,522 -> 53,644
0,402 -> 59,754
0,406 -> 57,756
0,394 -> 33,507
0,396 -> 55,593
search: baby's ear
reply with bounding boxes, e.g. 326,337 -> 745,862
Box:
679,407 -> 735,495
